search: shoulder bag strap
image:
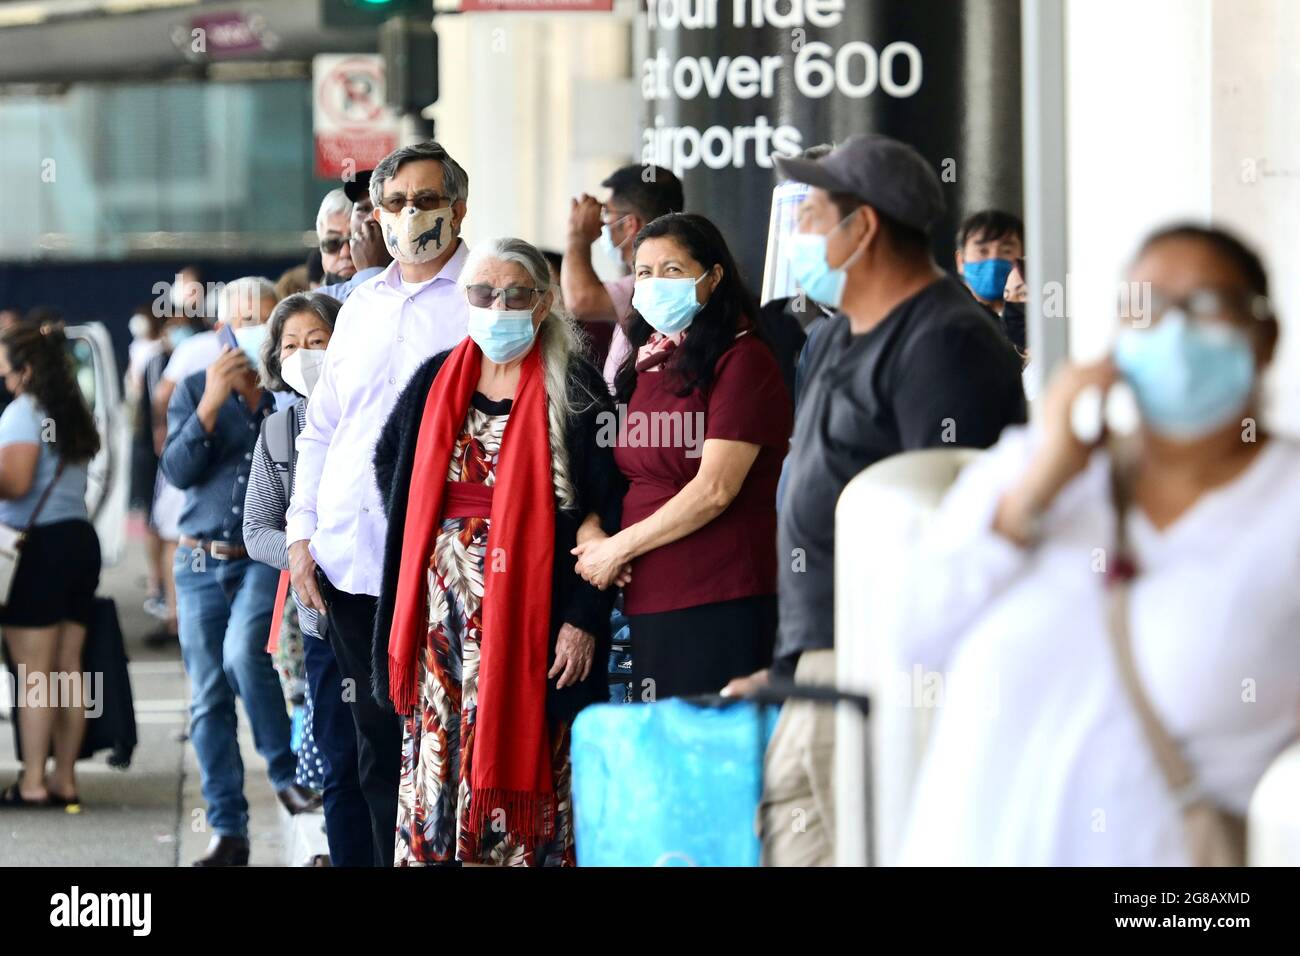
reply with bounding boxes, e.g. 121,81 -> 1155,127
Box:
21,458 -> 68,537
286,404 -> 301,500
1105,451 -> 1200,806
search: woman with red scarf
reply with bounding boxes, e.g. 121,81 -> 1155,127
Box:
371,238 -> 623,866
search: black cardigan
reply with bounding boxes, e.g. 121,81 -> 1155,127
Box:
370,349 -> 625,721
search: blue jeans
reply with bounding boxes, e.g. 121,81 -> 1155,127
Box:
173,550 -> 296,838
303,632 -> 372,866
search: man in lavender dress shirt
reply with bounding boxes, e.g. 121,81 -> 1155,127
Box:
286,141 -> 471,866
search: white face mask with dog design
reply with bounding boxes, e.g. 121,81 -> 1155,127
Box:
378,205 -> 454,265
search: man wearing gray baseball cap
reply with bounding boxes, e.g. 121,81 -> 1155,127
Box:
723,133 -> 1026,866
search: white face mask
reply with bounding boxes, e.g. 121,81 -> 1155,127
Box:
378,206 -> 454,264
129,314 -> 151,339
280,348 -> 328,398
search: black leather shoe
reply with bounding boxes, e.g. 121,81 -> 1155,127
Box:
276,784 -> 322,816
192,835 -> 250,867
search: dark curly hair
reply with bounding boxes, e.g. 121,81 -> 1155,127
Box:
614,212 -> 763,402
0,322 -> 101,464
1136,223 -> 1269,299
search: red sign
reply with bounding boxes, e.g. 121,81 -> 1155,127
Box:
313,54 -> 400,180
460,0 -> 614,10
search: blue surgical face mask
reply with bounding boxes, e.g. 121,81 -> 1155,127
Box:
599,217 -> 630,266
468,305 -> 537,364
962,257 -> 1015,301
233,324 -> 268,370
1113,309 -> 1256,440
166,325 -> 195,350
633,274 -> 707,336
785,213 -> 864,309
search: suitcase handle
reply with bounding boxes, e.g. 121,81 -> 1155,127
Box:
744,678 -> 871,716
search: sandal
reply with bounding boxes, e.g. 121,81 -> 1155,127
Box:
0,782 -> 52,808
47,792 -> 82,811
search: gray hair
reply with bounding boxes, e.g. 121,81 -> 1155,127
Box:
369,140 -> 469,208
459,237 -> 596,512
259,292 -> 342,393
216,277 -> 278,325
316,188 -> 353,238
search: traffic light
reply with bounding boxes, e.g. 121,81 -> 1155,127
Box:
320,0 -> 430,30
380,17 -> 439,111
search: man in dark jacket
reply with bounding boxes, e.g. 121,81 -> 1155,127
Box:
725,135 -> 1027,866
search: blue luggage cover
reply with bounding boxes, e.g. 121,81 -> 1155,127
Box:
571,698 -> 780,867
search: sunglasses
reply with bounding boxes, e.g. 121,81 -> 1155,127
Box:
319,236 -> 348,255
465,284 -> 543,310
1119,287 -> 1271,327
379,192 -> 451,215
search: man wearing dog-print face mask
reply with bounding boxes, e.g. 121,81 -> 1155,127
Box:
286,141 -> 470,866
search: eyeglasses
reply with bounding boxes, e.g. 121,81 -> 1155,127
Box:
1118,286 -> 1271,328
465,284 -> 544,310
379,192 -> 451,215
319,236 -> 348,255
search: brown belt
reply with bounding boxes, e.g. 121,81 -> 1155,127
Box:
178,536 -> 248,561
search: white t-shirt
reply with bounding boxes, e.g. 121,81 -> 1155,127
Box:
894,426 -> 1300,866
163,330 -> 221,383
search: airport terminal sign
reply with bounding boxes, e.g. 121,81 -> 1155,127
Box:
643,0 -> 922,175
639,0 -> 1022,283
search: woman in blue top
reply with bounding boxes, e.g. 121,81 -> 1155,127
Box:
0,322 -> 102,808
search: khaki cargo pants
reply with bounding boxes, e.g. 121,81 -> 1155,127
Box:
759,648 -> 837,867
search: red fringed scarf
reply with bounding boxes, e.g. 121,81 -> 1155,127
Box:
387,337 -> 557,843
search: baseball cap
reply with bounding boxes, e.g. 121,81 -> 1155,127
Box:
343,170 -> 373,204
774,134 -> 945,234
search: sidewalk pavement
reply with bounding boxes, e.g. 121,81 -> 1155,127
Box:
1,532 -> 291,866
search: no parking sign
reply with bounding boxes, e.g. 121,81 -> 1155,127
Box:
313,54 -> 401,180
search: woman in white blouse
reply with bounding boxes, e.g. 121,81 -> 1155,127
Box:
897,224 -> 1300,865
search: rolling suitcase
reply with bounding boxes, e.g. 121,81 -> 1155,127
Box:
571,696 -> 780,866
570,682 -> 871,867
76,597 -> 138,768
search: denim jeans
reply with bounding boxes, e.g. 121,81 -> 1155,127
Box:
303,632 -> 372,866
173,549 -> 296,838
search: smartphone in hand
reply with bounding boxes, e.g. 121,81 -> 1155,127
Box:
216,323 -> 239,352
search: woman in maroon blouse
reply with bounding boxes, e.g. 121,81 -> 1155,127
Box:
572,213 -> 792,700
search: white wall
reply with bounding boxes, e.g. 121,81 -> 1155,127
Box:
1209,0 -> 1300,433
428,2 -> 640,272
1064,0 -> 1299,434
1064,0 -> 1212,362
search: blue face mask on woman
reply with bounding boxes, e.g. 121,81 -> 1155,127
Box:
962,258 -> 1015,301
467,306 -> 537,364
1113,309 -> 1256,440
633,274 -> 708,336
785,213 -> 864,309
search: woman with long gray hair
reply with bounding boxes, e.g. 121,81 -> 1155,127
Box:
372,237 -> 624,866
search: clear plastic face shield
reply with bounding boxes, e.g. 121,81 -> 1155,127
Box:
759,178 -> 812,306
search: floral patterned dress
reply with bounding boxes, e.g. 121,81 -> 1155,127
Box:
394,393 -> 575,867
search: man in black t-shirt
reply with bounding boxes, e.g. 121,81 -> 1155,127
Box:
723,134 -> 1026,866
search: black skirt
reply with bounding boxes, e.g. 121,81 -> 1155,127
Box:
0,519 -> 101,629
628,594 -> 777,702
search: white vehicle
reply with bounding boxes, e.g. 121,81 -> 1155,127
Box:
65,322 -> 130,567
